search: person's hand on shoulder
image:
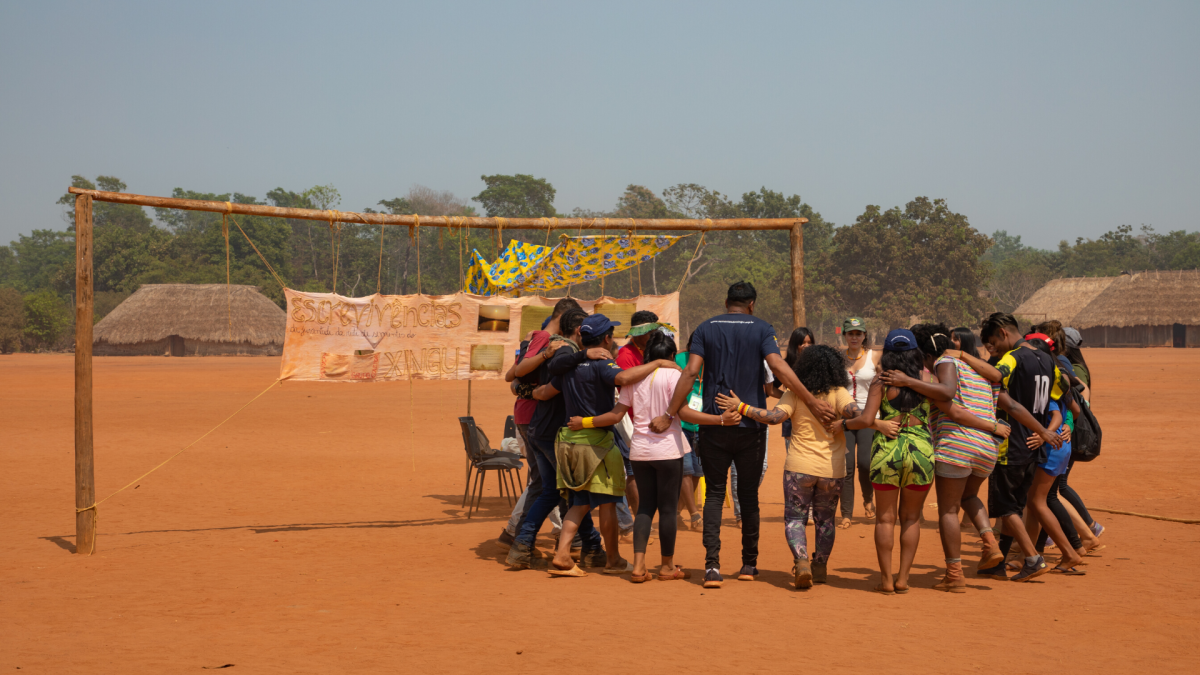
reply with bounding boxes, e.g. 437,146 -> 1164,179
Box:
657,359 -> 682,371
585,347 -> 612,360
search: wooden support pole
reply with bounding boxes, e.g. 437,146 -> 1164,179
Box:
66,187 -> 804,232
74,194 -> 96,554
789,221 -> 805,329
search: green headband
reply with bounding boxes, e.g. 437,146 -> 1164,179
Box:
626,322 -> 677,337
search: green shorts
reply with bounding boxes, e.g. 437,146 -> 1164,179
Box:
869,429 -> 935,491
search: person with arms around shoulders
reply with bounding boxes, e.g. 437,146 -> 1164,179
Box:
715,344 -> 864,590
653,281 -> 837,589
568,329 -> 740,582
538,314 -> 679,577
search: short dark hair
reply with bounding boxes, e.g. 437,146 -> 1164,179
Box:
980,312 -> 1018,342
551,297 -> 583,319
558,308 -> 588,337
630,310 -> 658,326
643,330 -> 677,362
581,327 -> 613,348
726,281 -> 757,307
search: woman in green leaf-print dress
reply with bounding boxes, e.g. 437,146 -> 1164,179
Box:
845,329 -> 933,594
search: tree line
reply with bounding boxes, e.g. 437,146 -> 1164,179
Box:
1,173 -> 1197,353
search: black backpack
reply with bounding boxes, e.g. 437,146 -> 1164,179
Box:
1070,386 -> 1102,463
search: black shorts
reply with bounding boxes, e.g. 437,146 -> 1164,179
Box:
988,462 -> 1035,518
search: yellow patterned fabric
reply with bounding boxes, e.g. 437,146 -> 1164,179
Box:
464,232 -> 685,296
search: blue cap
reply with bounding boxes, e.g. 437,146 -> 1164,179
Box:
883,329 -> 918,351
580,314 -> 621,339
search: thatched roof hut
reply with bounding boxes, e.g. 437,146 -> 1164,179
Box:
94,284 -> 285,356
1018,271 -> 1200,348
1072,270 -> 1200,328
1013,276 -> 1116,325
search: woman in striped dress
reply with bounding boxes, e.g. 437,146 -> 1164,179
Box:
879,323 -> 1009,592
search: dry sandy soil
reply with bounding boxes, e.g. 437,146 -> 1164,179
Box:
2,350 -> 1198,673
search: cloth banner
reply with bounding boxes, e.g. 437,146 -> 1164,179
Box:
279,289 -> 680,382
465,233 -> 686,296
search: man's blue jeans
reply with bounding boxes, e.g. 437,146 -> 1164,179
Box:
515,435 -> 602,551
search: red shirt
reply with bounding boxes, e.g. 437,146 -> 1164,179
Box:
616,342 -> 643,370
513,330 -> 550,425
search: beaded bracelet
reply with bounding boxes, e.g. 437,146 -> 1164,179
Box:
737,402 -> 751,416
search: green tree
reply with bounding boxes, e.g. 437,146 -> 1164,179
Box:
982,230 -> 1057,313
833,197 -> 993,327
0,287 -> 25,353
473,174 -> 556,217
23,290 -> 71,350
9,229 -> 73,293
58,175 -> 154,232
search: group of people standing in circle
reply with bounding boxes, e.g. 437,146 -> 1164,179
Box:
497,280 -> 1105,593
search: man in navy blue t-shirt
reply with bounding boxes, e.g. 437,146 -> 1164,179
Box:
656,281 -> 836,588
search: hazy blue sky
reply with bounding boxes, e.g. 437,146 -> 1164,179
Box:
1,1 -> 1196,249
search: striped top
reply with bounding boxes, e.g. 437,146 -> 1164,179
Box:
932,356 -> 998,468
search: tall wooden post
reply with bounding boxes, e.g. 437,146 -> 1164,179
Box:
74,195 -> 96,554
789,221 -> 805,329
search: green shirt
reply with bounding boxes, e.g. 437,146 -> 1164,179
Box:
675,351 -> 702,432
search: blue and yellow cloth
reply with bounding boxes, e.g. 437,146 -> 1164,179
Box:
464,232 -> 685,296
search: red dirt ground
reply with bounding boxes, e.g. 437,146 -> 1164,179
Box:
2,350 -> 1197,673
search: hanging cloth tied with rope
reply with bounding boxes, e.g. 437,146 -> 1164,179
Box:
463,231 -> 687,296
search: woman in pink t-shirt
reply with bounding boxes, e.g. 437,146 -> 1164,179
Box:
569,330 -> 739,582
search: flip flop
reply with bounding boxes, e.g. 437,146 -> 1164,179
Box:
657,566 -> 690,581
873,584 -> 895,595
894,584 -> 909,595
630,572 -> 652,583
864,502 -> 876,519
1085,544 -> 1107,556
603,559 -> 634,575
1051,565 -> 1086,576
838,518 -> 852,530
548,564 -> 588,577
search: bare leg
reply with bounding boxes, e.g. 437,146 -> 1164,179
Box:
553,505 -> 591,569
599,503 -> 625,570
626,477 -> 639,518
1026,471 -> 1083,566
895,487 -> 929,590
873,488 -> 900,591
936,476 -> 968,561
1064,500 -> 1100,549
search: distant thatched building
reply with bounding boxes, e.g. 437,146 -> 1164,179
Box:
94,284 -> 285,356
1015,271 -> 1200,348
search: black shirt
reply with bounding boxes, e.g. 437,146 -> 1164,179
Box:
995,341 -> 1064,465
550,358 -> 622,429
690,312 -> 780,429
528,344 -> 587,443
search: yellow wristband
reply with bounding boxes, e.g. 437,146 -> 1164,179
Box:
582,417 -> 594,429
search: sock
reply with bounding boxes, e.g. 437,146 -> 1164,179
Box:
999,534 -> 1014,559
1025,555 -> 1039,565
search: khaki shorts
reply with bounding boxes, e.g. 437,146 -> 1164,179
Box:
934,460 -> 991,479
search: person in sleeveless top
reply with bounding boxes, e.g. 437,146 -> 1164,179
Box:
880,323 -> 1010,592
840,318 -> 882,529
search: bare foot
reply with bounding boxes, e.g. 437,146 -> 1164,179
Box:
551,555 -> 575,571
864,501 -> 876,519
838,518 -> 852,530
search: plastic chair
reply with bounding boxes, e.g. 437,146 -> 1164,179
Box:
458,417 -> 524,518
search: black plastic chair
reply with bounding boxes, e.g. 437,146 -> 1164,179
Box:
458,417 -> 524,518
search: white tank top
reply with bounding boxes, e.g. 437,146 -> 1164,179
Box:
847,350 -> 876,410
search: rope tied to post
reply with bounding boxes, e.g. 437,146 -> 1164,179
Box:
229,216 -> 287,290
74,377 -> 283,555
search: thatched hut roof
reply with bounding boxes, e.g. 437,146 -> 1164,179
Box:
1013,276 -> 1117,325
1072,270 -> 1200,329
94,284 -> 285,346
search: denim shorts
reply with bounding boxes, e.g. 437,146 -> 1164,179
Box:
682,430 -> 703,477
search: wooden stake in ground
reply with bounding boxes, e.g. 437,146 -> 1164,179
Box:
789,221 -> 805,329
74,194 -> 96,554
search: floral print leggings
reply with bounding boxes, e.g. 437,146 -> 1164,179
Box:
784,471 -> 844,563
